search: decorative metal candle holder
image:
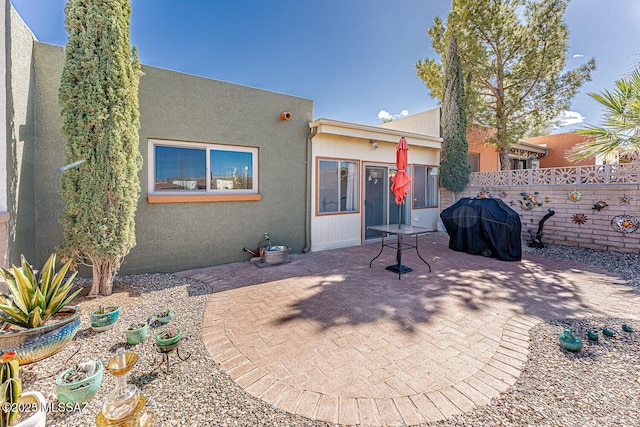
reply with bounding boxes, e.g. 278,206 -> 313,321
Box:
153,327 -> 191,374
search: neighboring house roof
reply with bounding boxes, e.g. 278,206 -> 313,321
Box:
309,118 -> 442,149
511,140 -> 547,158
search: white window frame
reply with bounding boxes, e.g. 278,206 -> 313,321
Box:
148,139 -> 258,195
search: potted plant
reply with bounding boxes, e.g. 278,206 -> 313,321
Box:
1,352 -> 46,427
55,360 -> 103,404
125,322 -> 148,345
89,306 -> 120,332
147,308 -> 174,326
154,327 -> 182,352
0,254 -> 82,365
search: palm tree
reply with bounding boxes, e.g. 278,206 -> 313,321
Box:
570,67 -> 640,161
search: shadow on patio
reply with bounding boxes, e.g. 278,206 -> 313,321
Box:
177,233 -> 639,425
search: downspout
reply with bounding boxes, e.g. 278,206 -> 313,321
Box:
301,125 -> 317,253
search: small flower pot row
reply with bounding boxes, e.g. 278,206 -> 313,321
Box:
89,306 -> 175,347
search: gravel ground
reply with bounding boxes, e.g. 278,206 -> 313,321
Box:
17,243 -> 640,426
431,317 -> 640,427
21,274 -> 331,427
523,243 -> 640,289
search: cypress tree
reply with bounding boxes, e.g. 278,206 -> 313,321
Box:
440,35 -> 469,193
58,0 -> 142,296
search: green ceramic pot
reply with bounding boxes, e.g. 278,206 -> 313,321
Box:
125,323 -> 148,345
155,327 -> 182,348
56,361 -> 103,404
559,329 -> 583,352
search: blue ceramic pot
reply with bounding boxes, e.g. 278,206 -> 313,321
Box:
89,306 -> 120,332
148,308 -> 174,325
56,361 -> 104,404
0,306 -> 81,365
156,308 -> 174,324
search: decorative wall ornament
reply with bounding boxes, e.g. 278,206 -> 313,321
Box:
544,196 -> 552,203
571,213 -> 588,225
477,191 -> 491,198
499,191 -> 507,198
610,214 -> 639,234
527,209 -> 555,249
591,201 -> 609,211
567,190 -> 583,202
519,191 -> 542,210
619,195 -> 632,205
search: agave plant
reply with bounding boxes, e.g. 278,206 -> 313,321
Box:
0,254 -> 81,329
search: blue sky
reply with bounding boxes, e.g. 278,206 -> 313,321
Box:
11,0 -> 640,132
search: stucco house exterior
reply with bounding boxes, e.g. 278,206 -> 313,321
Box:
524,132 -> 633,167
3,2 -> 312,273
382,109 -> 549,173
308,118 -> 442,251
2,2 -> 447,272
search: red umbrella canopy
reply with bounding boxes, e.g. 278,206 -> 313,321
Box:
390,137 -> 411,205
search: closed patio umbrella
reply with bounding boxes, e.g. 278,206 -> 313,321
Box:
390,137 -> 411,227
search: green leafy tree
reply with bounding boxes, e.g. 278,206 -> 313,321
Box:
416,0 -> 595,170
570,67 -> 640,161
58,0 -> 142,296
440,35 -> 470,193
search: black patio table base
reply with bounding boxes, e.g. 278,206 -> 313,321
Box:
367,224 -> 432,279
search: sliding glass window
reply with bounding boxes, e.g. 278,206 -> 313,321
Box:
318,159 -> 359,214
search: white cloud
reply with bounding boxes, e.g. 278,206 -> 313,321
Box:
378,110 -> 392,121
573,54 -> 584,58
378,109 -> 409,122
552,110 -> 585,128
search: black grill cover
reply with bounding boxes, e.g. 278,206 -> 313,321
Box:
440,197 -> 522,261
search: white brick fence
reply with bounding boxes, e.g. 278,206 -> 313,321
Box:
469,163 -> 639,187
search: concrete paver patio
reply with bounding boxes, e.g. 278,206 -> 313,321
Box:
177,233 -> 640,426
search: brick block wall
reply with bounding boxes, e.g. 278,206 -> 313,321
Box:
439,185 -> 640,254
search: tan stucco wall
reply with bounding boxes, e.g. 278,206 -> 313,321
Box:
6,3 -> 36,265
467,124 -> 498,172
525,133 -> 595,168
378,108 -> 440,137
379,110 -> 501,172
30,41 -> 312,273
310,132 -> 441,251
0,212 -> 9,268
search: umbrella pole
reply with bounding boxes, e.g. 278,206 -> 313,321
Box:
398,204 -> 402,228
